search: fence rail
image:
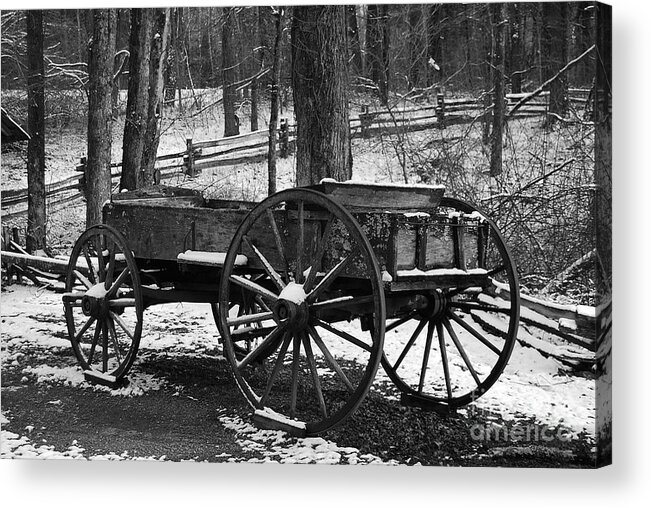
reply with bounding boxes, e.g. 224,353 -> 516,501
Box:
1,88 -> 592,217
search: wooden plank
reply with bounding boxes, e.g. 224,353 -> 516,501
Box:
1,250 -> 76,275
313,180 -> 445,211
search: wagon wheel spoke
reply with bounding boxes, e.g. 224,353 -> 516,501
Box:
418,321 -> 435,393
436,322 -> 453,401
393,318 -> 427,371
289,334 -> 301,419
106,268 -> 131,299
446,311 -> 501,356
243,235 -> 285,292
88,320 -> 102,365
308,325 -> 354,393
260,332 -> 292,406
229,274 -> 278,304
306,251 -> 357,303
303,215 -> 334,293
82,245 -> 98,284
313,318 -> 372,353
237,325 -> 287,370
73,270 -> 93,290
443,317 -> 481,386
101,319 -> 109,372
302,332 -> 327,418
107,316 -> 123,364
266,208 -> 290,282
109,311 -> 135,342
74,316 -> 97,344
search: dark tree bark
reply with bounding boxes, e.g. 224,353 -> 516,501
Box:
141,8 -> 171,184
367,4 -> 390,105
120,8 -> 153,191
86,9 -> 117,228
594,3 -> 611,298
250,6 -> 263,132
407,4 -> 426,91
267,7 -> 284,196
507,2 -> 524,94
347,5 -> 362,77
222,7 -> 240,137
489,3 -> 505,177
427,4 -> 444,86
542,2 -> 569,117
26,10 -> 47,253
292,6 -> 352,186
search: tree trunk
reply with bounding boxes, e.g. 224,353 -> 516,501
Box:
86,9 -> 117,228
26,10 -> 47,253
490,3 -> 505,177
407,4 -> 425,91
141,8 -> 171,184
594,3 -> 611,298
507,2 -> 524,94
222,7 -> 240,137
347,5 -> 362,77
120,8 -> 153,191
427,4 -> 444,86
292,6 -> 352,186
250,6 -> 263,132
268,7 -> 284,196
542,2 -> 569,117
367,4 -> 390,105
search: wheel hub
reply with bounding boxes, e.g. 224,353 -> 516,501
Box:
418,290 -> 450,321
274,282 -> 309,330
81,283 -> 110,319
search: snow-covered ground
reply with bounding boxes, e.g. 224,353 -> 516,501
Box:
1,284 -> 594,462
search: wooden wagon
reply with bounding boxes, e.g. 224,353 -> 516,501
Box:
62,182 -> 520,436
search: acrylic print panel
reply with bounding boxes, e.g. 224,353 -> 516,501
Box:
1,2 -> 611,469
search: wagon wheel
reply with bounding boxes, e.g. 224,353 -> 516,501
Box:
380,196 -> 520,410
218,188 -> 386,436
63,224 -> 143,380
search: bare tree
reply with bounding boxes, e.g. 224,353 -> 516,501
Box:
366,4 -> 390,104
120,8 -> 153,190
86,9 -> 117,228
292,6 -> 352,185
222,7 -> 240,137
490,3 -> 505,177
542,2 -> 569,118
26,10 -> 47,253
267,6 -> 284,196
141,8 -> 171,184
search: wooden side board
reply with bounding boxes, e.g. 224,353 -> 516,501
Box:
103,194 -> 486,288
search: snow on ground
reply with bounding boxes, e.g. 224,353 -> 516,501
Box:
218,413 -> 399,465
1,282 -> 594,462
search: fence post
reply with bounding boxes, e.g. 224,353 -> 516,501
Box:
76,156 -> 87,196
360,105 -> 373,138
279,118 -> 289,158
186,138 -> 194,177
436,88 -> 446,129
